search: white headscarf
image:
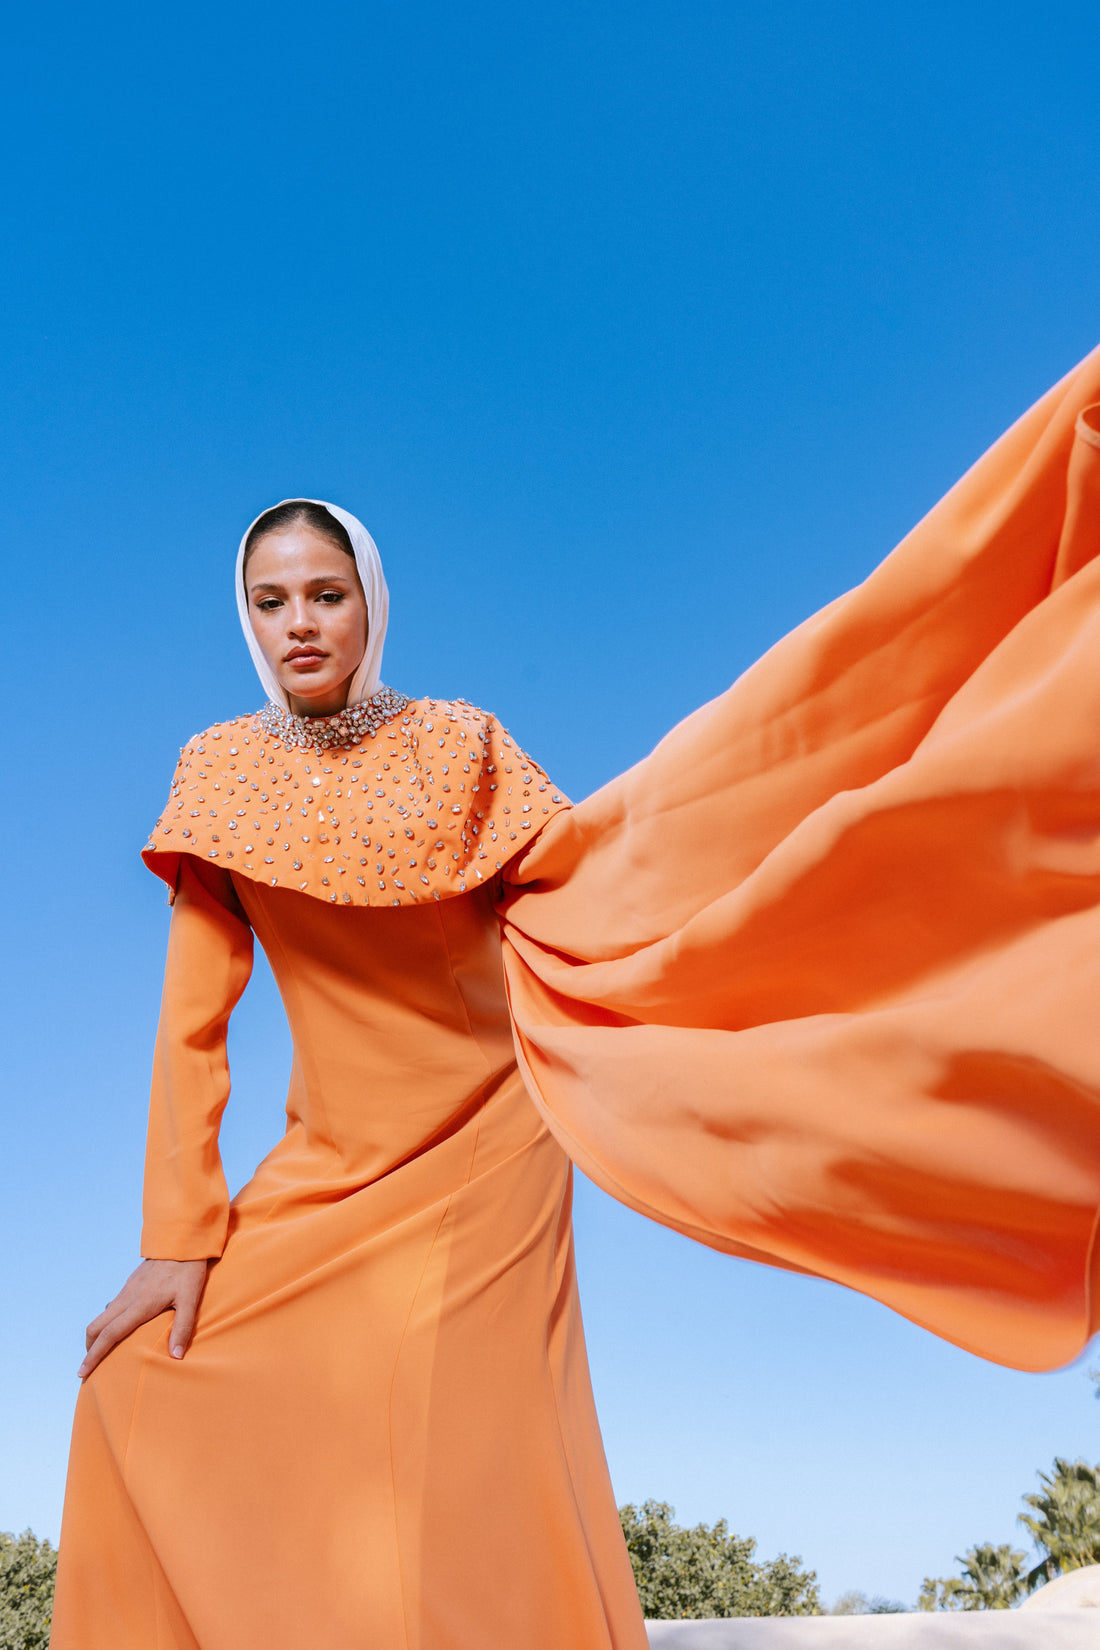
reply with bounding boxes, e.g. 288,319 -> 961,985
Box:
236,499 -> 390,712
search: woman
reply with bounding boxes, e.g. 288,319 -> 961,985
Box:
53,345 -> 1100,1648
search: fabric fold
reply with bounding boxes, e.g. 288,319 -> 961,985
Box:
498,346 -> 1100,1372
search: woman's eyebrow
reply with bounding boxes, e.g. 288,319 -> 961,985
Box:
249,573 -> 353,593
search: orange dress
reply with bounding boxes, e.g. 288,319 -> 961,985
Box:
53,345 -> 1100,1646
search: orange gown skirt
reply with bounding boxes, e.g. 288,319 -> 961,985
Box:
54,867 -> 648,1649
53,343 -> 1100,1645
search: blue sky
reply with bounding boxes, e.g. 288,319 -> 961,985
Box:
2,0 -> 1100,1608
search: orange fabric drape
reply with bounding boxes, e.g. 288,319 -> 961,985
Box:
500,348 -> 1100,1372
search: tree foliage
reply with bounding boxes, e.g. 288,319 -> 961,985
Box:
618,1499 -> 820,1618
0,1530 -> 56,1650
919,1458 -> 1100,1611
918,1543 -> 1029,1611
1019,1458 -> 1100,1586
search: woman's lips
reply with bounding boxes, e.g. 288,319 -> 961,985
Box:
285,649 -> 326,671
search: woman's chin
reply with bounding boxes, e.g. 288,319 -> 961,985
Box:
282,677 -> 353,718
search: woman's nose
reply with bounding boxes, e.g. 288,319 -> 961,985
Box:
286,602 -> 317,636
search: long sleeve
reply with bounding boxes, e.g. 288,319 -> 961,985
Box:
498,347 -> 1100,1374
141,857 -> 254,1260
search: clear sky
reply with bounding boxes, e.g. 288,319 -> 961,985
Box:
3,0 -> 1100,1610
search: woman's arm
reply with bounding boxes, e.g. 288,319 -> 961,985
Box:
79,857 -> 254,1377
141,856 -> 253,1258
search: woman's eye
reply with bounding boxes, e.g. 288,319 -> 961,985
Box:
256,598 -> 282,612
317,591 -> 344,605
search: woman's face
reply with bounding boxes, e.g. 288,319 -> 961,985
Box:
244,525 -> 368,718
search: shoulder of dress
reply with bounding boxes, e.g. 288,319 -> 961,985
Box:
403,696 -> 494,731
172,711 -> 266,771
401,696 -> 531,749
143,696 -> 570,910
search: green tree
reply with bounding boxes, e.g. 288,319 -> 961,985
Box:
0,1530 -> 57,1650
919,1457 -> 1100,1610
618,1499 -> 820,1619
1019,1458 -> 1100,1586
918,1543 -> 1029,1611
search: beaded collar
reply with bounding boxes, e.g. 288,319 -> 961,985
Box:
259,685 -> 411,753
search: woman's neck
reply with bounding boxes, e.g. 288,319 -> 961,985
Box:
286,677 -> 356,719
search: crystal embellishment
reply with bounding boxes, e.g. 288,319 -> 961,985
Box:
143,694 -> 572,912
259,686 -> 411,753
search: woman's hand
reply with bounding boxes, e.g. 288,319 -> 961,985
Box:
78,1257 -> 210,1379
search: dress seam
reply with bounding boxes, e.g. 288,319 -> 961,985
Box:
431,900 -> 497,1090
387,1187 -> 464,1650
121,1336 -> 198,1646
242,891 -> 339,1155
542,1193 -> 617,1650
388,906 -> 489,1650
120,1339 -> 156,1479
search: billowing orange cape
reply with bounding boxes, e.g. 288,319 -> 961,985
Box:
499,345 -> 1100,1372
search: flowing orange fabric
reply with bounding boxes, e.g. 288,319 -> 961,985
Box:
53,346 -> 1100,1646
501,350 -> 1100,1373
